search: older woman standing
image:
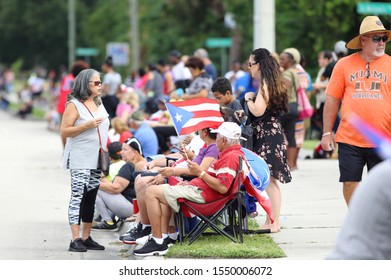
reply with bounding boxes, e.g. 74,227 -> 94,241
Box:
244,48 -> 292,233
61,69 -> 110,252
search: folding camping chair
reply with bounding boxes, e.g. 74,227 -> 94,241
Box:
176,156 -> 246,245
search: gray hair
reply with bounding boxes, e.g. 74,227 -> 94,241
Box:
220,135 -> 240,146
67,68 -> 102,106
194,48 -> 209,59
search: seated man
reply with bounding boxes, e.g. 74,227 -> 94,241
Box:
133,122 -> 247,256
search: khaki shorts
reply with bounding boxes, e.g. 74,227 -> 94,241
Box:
162,184 -> 205,212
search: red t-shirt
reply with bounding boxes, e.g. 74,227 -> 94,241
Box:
189,144 -> 246,202
57,74 -> 74,114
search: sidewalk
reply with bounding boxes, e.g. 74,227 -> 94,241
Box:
0,109 -> 347,260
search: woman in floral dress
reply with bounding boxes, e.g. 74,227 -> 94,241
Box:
243,48 -> 291,232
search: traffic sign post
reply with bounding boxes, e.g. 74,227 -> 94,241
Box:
75,48 -> 99,56
205,38 -> 232,76
206,38 -> 232,48
357,2 -> 391,15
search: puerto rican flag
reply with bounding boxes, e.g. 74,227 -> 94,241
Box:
166,98 -> 224,135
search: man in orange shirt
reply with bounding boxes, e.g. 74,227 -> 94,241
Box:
322,16 -> 391,205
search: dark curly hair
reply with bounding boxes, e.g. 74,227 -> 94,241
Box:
251,48 -> 288,115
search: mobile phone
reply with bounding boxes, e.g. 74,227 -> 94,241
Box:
171,145 -> 181,151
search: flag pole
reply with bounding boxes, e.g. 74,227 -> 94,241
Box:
163,98 -> 189,160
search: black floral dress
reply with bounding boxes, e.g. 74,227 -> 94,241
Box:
251,110 -> 291,184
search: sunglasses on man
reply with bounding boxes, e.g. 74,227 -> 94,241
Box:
364,35 -> 388,43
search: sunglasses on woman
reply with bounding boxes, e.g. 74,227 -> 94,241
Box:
89,81 -> 102,86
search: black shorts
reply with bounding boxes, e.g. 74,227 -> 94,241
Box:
338,142 -> 383,182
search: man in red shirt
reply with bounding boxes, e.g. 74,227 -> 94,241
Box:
133,122 -> 247,256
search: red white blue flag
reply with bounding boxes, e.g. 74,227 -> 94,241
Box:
349,113 -> 391,160
166,98 -> 224,135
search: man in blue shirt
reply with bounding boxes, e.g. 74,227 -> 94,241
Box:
128,111 -> 159,159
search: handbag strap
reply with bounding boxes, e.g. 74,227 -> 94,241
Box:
82,102 -> 103,149
289,70 -> 298,96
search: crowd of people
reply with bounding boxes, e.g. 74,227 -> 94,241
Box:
2,15 -> 390,259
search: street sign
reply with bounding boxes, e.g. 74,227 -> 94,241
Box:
75,47 -> 98,56
106,42 -> 130,66
357,2 -> 391,15
206,38 -> 232,48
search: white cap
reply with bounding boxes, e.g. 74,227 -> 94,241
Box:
210,122 -> 244,140
334,40 -> 348,56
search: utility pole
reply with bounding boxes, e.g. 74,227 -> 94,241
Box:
68,0 -> 76,68
130,0 -> 139,72
254,0 -> 275,52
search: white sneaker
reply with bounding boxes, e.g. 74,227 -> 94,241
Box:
136,234 -> 151,246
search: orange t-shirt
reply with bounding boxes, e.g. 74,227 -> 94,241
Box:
326,53 -> 391,147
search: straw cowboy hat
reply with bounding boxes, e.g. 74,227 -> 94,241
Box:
346,16 -> 391,49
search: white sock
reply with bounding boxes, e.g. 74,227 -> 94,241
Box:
142,224 -> 151,230
168,232 -> 178,240
153,236 -> 164,245
162,233 -> 168,239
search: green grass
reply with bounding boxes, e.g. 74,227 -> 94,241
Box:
165,218 -> 285,259
8,102 -> 46,119
166,234 -> 285,259
302,139 -> 318,150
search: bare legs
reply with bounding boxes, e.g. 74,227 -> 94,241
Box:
70,223 -> 92,241
260,177 -> 281,233
343,181 -> 359,206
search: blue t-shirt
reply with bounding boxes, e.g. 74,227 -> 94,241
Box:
134,123 -> 159,158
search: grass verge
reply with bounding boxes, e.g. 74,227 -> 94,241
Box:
302,139 -> 318,150
8,102 -> 46,119
166,219 -> 285,259
166,233 -> 285,259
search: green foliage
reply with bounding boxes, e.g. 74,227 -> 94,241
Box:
0,0 -> 389,78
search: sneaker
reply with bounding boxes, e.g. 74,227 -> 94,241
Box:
122,224 -> 151,245
119,222 -> 142,241
164,237 -> 177,247
82,236 -> 105,250
68,238 -> 87,252
136,235 -> 176,247
92,220 -> 117,231
136,234 -> 151,246
133,237 -> 168,256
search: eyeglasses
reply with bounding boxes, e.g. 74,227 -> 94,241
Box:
364,35 -> 388,43
248,61 -> 258,67
365,62 -> 370,79
89,81 -> 102,86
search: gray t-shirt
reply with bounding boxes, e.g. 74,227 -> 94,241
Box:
327,159 -> 391,259
103,72 -> 122,96
63,99 -> 110,169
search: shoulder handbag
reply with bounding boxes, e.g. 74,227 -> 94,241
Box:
291,71 -> 313,120
82,103 -> 110,176
240,98 -> 255,150
296,86 -> 314,120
